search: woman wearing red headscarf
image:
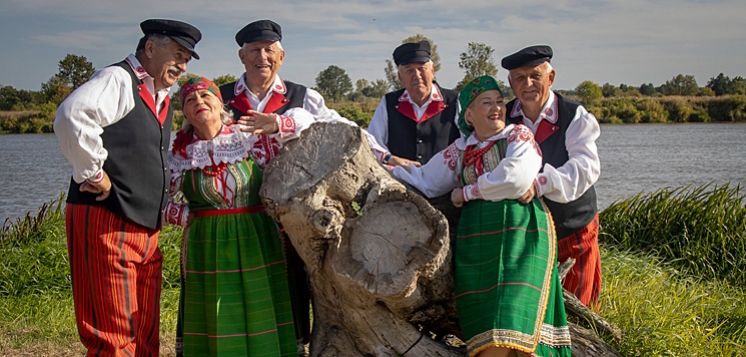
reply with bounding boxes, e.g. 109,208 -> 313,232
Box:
164,75 -> 312,356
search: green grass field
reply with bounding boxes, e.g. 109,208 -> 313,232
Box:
1,184 -> 744,356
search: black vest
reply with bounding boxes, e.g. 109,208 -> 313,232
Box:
506,93 -> 597,238
220,79 -> 307,121
385,84 -> 460,164
66,61 -> 173,230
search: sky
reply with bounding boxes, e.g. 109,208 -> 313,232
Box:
1,0 -> 745,93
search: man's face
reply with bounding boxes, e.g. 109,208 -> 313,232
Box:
398,61 -> 434,99
508,63 -> 555,108
147,39 -> 191,91
239,40 -> 285,85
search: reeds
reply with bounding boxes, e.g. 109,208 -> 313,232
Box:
599,246 -> 746,356
600,183 -> 746,286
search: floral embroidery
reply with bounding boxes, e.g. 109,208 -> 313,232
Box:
442,142 -> 460,171
508,124 -> 533,144
539,176 -> 548,185
470,185 -> 481,199
250,134 -> 280,167
279,115 -> 296,134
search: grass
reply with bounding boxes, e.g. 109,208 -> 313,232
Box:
0,195 -> 183,356
600,183 -> 746,286
0,183 -> 744,356
598,246 -> 746,356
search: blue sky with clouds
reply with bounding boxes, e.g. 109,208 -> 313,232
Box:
1,0 -> 745,92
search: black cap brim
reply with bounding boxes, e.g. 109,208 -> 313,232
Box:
170,36 -> 200,59
398,56 -> 430,66
508,57 -> 550,70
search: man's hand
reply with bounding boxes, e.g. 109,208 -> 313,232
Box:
79,171 -> 112,201
387,155 -> 422,168
451,188 -> 465,208
237,110 -> 279,135
517,184 -> 536,204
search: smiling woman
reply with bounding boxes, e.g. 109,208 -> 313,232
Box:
164,75 -> 315,357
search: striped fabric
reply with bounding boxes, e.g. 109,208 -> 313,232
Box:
455,199 -> 572,357
557,213 -> 601,307
65,203 -> 162,357
176,159 -> 297,356
454,140 -> 571,357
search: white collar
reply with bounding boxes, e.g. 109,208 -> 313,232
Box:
235,73 -> 287,97
510,91 -> 558,124
398,83 -> 444,103
124,54 -> 171,96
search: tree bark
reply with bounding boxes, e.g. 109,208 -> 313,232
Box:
260,122 -> 621,357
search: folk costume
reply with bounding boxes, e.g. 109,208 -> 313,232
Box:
219,19 -> 388,346
164,76 -> 313,357
503,45 -> 602,307
54,19 -> 201,356
368,41 -> 461,165
392,77 -> 572,357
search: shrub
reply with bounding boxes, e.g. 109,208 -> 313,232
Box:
637,98 -> 668,123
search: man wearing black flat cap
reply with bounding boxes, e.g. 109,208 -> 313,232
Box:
220,19 -> 392,351
54,18 -> 201,356
368,40 -> 460,167
220,19 -> 387,159
502,45 -> 602,307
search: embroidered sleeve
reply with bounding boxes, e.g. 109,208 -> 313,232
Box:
508,123 -> 533,144
163,170 -> 190,226
249,135 -> 280,167
390,144 -> 460,198
462,184 -> 482,202
270,107 -> 313,143
442,142 -> 460,171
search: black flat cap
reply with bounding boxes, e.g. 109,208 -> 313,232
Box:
501,45 -> 553,70
393,40 -> 431,66
141,19 -> 202,59
235,19 -> 282,46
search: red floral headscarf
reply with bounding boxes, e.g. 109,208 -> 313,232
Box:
178,75 -> 222,106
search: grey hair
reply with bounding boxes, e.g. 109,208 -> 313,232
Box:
397,60 -> 434,74
135,34 -> 172,56
242,41 -> 283,52
181,108 -> 235,132
507,62 -> 554,81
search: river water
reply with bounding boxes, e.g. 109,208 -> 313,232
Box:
1,123 -> 745,222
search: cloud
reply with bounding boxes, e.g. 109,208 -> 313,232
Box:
1,0 -> 745,90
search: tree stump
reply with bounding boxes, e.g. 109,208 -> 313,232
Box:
260,122 -> 621,357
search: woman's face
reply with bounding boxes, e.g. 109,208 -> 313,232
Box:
465,89 -> 506,140
182,89 -> 223,127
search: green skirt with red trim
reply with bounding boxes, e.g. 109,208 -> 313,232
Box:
455,198 -> 572,357
177,210 -> 297,357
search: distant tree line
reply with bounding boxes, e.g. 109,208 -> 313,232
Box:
2,43 -> 745,133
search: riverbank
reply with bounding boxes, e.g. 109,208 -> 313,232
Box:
2,95 -> 745,133
1,184 -> 744,356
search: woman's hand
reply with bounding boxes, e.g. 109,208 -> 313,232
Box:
517,184 -> 536,204
451,188 -> 465,208
388,155 -> 422,168
237,110 -> 279,135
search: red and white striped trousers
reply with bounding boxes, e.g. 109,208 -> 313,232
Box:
557,214 -> 602,307
66,203 -> 162,357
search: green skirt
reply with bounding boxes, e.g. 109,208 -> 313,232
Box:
455,199 -> 572,357
177,210 -> 297,357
